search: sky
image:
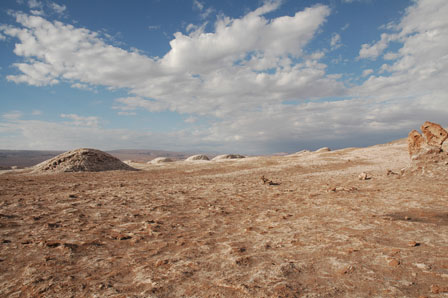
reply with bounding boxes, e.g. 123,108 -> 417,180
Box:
0,0 -> 447,154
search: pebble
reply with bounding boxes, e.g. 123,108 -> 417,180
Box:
358,172 -> 369,180
388,259 -> 400,267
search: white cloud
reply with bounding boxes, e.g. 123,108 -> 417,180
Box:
1,0 -> 448,153
48,2 -> 66,15
330,33 -> 341,50
383,52 -> 399,60
31,109 -> 42,115
358,33 -> 396,60
60,113 -> 100,127
193,0 -> 204,11
27,0 -> 42,9
148,25 -> 160,31
117,111 -> 137,116
2,111 -> 23,120
362,69 -> 373,77
356,0 -> 448,98
184,116 -> 197,124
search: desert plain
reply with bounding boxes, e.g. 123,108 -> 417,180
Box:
0,137 -> 447,297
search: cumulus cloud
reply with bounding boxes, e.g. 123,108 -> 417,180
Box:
356,0 -> 448,99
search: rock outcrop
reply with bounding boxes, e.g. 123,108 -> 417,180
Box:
212,154 -> 245,161
407,121 -> 448,159
315,147 -> 331,153
32,148 -> 137,173
420,121 -> 448,147
185,154 -> 209,161
149,157 -> 174,164
405,122 -> 448,175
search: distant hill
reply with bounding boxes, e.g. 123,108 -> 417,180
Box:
0,149 -> 193,169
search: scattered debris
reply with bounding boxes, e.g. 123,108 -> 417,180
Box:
261,176 -> 280,185
386,169 -> 399,176
328,186 -> 358,192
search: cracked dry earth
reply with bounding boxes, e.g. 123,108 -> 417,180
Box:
1,140 -> 448,297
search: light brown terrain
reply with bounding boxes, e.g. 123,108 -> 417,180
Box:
1,137 -> 448,297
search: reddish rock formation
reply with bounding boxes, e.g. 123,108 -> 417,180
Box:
407,122 -> 448,158
407,130 -> 425,157
420,121 -> 448,147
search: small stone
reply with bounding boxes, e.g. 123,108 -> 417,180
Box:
407,241 -> 420,247
358,172 -> 369,180
430,284 -> 440,294
388,259 -> 400,267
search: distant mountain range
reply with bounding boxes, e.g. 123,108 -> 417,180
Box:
0,149 -> 195,169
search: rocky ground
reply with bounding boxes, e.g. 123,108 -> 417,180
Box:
1,139 -> 447,297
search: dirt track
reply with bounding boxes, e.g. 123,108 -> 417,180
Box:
1,140 -> 448,297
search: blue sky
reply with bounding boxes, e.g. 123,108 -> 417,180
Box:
1,0 -> 447,154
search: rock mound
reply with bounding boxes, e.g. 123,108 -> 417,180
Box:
32,148 -> 137,173
185,154 -> 209,161
149,157 -> 174,164
212,154 -> 245,161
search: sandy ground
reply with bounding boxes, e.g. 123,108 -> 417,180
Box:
1,140 -> 448,297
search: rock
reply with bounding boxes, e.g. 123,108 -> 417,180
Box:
388,259 -> 400,267
358,172 -> 369,180
315,147 -> 331,153
149,157 -> 174,164
430,284 -> 448,294
185,154 -> 209,161
32,148 -> 137,173
407,241 -> 420,247
212,154 -> 245,161
420,121 -> 448,147
408,130 -> 425,157
405,122 -> 448,173
442,139 -> 448,152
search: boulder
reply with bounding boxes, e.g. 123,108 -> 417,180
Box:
420,121 -> 448,147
